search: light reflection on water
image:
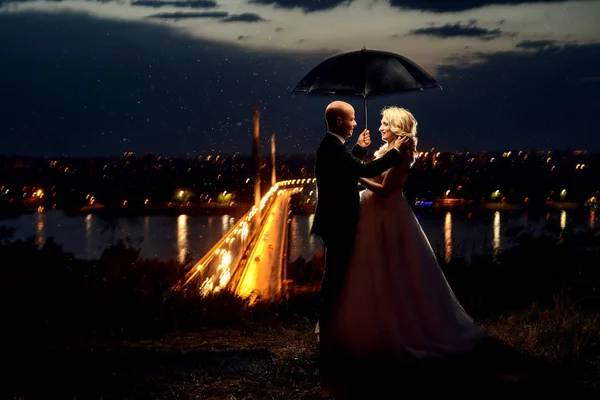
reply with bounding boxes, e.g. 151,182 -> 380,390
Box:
493,211 -> 501,257
221,214 -> 232,232
85,214 -> 93,254
2,209 -> 597,263
417,209 -> 595,263
444,212 -> 452,264
177,214 -> 188,264
288,214 -> 322,263
35,208 -> 44,248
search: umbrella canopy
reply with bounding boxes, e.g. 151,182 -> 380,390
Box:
292,48 -> 441,128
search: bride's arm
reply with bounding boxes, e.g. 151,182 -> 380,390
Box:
358,177 -> 385,194
358,153 -> 411,196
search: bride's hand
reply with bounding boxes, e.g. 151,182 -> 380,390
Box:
393,136 -> 411,152
394,136 -> 415,153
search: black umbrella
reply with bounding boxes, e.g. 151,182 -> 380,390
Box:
292,48 -> 441,128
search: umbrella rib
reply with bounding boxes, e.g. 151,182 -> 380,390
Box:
391,60 -> 420,93
401,60 -> 423,89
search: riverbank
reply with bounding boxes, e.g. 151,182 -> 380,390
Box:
3,226 -> 599,398
0,203 -> 252,220
291,200 -> 589,214
73,202 -> 252,217
6,301 -> 597,399
1,200 -> 593,221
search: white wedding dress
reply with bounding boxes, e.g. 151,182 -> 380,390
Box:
328,172 -> 487,359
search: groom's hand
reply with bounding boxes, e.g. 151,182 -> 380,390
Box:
357,129 -> 371,148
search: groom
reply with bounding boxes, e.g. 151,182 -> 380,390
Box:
311,101 -> 409,347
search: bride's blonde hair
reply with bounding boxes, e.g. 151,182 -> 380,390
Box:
375,106 -> 418,164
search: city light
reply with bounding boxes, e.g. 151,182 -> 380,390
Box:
490,190 -> 503,202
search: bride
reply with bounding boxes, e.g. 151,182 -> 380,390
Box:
328,106 -> 487,361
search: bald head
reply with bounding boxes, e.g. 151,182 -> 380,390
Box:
325,101 -> 356,138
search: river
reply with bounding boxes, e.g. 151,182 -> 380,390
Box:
1,208 -> 597,264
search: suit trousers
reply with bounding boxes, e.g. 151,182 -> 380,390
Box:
316,228 -> 357,389
318,227 -> 356,335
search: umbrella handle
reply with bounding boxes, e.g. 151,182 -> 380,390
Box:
364,95 -> 368,130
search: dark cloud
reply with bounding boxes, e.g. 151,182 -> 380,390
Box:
410,22 -> 504,40
0,10 -> 599,157
0,0 -> 61,5
403,43 -> 600,151
247,0 -> 352,13
516,39 -> 560,51
389,0 -> 569,13
0,0 -> 216,5
247,0 -> 573,13
147,11 -> 227,20
0,11 -> 313,156
131,0 -> 217,8
220,12 -> 266,22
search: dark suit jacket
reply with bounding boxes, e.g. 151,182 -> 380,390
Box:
310,133 -> 403,240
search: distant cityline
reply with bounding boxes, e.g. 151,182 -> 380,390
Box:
0,149 -> 597,159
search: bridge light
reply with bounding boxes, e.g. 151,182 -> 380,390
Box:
221,251 -> 232,267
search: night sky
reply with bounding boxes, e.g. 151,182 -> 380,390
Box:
1,0 -> 599,157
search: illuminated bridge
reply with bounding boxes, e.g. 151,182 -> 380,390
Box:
175,178 -> 316,302
174,106 -> 320,302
